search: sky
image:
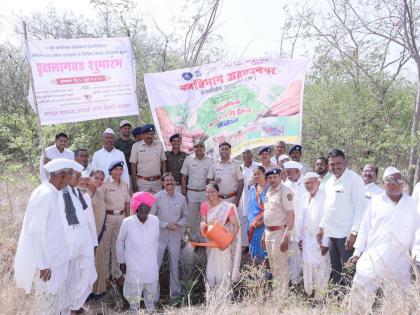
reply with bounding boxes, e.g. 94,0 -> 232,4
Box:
0,0 -> 315,58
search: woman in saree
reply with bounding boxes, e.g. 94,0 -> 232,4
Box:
247,166 -> 269,263
88,170 -> 107,296
200,182 -> 241,298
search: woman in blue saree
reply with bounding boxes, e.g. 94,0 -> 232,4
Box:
247,166 -> 269,262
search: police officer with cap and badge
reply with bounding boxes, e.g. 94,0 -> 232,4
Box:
259,146 -> 278,169
207,141 -> 244,207
288,144 -> 310,174
130,124 -> 167,194
165,134 -> 187,194
262,167 -> 295,293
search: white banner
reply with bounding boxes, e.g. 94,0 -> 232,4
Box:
27,37 -> 139,125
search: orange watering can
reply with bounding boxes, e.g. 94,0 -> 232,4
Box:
190,221 -> 233,249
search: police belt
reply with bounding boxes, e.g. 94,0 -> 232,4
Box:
137,175 -> 161,181
219,192 -> 237,199
106,209 -> 125,215
265,225 -> 287,232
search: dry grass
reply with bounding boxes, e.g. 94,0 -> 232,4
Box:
1,172 -> 420,315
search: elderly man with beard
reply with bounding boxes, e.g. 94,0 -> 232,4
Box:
59,161 -> 97,314
181,139 -> 213,242
361,164 -> 384,199
15,159 -> 74,314
348,167 -> 420,314
151,172 -> 188,302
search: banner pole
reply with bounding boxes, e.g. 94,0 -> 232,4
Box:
22,22 -> 46,158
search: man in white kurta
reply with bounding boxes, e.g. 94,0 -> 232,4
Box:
348,167 -> 420,314
91,128 -> 130,187
284,161 -> 306,285
117,192 -> 160,312
59,162 -> 97,313
299,172 -> 330,297
15,159 -> 74,314
362,164 -> 384,199
39,133 -> 74,181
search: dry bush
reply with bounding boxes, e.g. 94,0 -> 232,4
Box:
1,171 -> 419,314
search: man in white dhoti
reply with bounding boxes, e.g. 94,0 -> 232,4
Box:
299,172 -> 330,298
14,158 -> 74,314
284,161 -> 305,285
347,167 -> 420,314
117,192 -> 159,312
59,162 -> 97,314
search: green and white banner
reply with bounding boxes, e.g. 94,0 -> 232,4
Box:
144,57 -> 310,156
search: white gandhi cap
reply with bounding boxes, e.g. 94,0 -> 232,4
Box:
43,158 -> 75,173
304,172 -> 319,180
283,161 -> 303,170
103,128 -> 115,135
383,166 -> 400,180
72,161 -> 84,173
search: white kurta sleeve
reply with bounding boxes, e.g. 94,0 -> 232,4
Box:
116,219 -> 128,264
350,176 -> 367,233
353,201 -> 373,257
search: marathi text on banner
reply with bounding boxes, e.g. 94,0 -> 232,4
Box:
27,37 -> 138,125
144,57 -> 310,157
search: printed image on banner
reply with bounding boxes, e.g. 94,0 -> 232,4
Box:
144,57 -> 310,157
27,37 -> 138,125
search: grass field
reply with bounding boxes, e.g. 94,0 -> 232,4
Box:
1,172 -> 419,314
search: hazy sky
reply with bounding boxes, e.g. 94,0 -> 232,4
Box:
0,0 -> 314,58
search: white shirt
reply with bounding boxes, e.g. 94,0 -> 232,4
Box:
301,189 -> 330,263
285,174 -> 306,239
91,147 -> 130,188
58,187 -> 96,260
239,161 -> 259,216
365,182 -> 384,199
413,182 -> 420,204
39,145 -> 74,182
14,182 -> 69,294
116,215 -> 159,284
82,192 -> 99,247
320,168 -> 366,238
354,193 -> 420,281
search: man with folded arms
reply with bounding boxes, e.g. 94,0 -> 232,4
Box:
181,139 -> 213,241
15,159 -> 74,314
130,124 -> 166,193
348,167 -> 420,314
262,167 -> 295,294
207,141 -> 244,207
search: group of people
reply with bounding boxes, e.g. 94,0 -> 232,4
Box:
14,119 -> 420,314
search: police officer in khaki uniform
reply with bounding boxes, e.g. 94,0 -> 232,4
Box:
101,160 -> 131,283
165,134 -> 187,194
207,142 -> 244,207
262,167 -> 295,293
259,146 -> 278,169
130,124 -> 166,193
180,139 -> 213,241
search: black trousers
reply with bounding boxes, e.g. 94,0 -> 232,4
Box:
329,237 -> 354,285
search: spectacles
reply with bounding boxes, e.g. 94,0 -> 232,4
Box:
384,177 -> 405,184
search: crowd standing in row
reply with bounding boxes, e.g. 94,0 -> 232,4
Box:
14,119 -> 420,314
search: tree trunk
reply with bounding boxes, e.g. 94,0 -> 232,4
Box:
407,66 -> 420,194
